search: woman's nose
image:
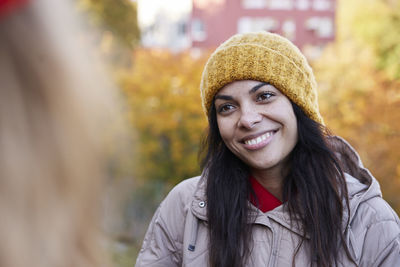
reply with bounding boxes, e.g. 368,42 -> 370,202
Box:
237,106 -> 262,129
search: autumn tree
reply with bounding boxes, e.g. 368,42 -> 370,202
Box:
314,0 -> 400,213
77,0 -> 140,66
119,49 -> 210,185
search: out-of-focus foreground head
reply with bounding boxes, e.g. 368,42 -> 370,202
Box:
0,0 -> 119,266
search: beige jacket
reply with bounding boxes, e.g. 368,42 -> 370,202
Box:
135,137 -> 400,266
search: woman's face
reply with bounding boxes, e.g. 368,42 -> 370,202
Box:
214,80 -> 298,175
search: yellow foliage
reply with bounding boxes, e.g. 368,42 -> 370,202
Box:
118,49 -> 210,184
337,0 -> 400,80
315,0 -> 400,213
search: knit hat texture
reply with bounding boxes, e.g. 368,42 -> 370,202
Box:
200,31 -> 323,124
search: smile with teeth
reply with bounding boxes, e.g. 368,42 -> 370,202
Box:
244,131 -> 275,145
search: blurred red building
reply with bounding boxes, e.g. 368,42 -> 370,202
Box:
190,0 -> 336,50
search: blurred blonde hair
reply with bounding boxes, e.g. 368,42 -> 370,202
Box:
0,0 -> 119,266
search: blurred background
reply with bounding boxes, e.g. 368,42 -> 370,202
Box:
82,0 -> 399,266
77,0 -> 400,265
4,0 -> 398,266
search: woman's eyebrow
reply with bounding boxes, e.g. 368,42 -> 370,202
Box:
249,82 -> 269,94
214,95 -> 233,101
215,82 -> 270,101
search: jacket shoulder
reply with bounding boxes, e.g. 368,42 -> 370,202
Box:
349,196 -> 400,265
157,176 -> 201,234
353,196 -> 400,228
162,176 -> 201,209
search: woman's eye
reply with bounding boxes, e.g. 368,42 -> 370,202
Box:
218,104 -> 235,113
257,92 -> 274,102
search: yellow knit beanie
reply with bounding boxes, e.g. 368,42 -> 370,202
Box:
200,31 -> 324,124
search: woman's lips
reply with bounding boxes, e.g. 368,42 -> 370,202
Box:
242,130 -> 276,150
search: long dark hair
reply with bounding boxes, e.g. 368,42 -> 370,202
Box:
200,101 -> 350,267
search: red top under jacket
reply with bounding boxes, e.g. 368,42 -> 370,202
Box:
249,176 -> 282,213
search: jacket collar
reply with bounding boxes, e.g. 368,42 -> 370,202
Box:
190,173 -> 308,238
191,175 -> 208,221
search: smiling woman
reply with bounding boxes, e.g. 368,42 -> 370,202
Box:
135,32 -> 400,267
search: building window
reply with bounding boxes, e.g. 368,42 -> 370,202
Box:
282,20 -> 296,40
191,19 -> 206,41
305,17 -> 333,38
177,22 -> 187,36
242,0 -> 267,9
269,0 -> 293,10
238,17 -> 278,33
194,0 -> 225,9
296,0 -> 310,10
312,0 -> 331,11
